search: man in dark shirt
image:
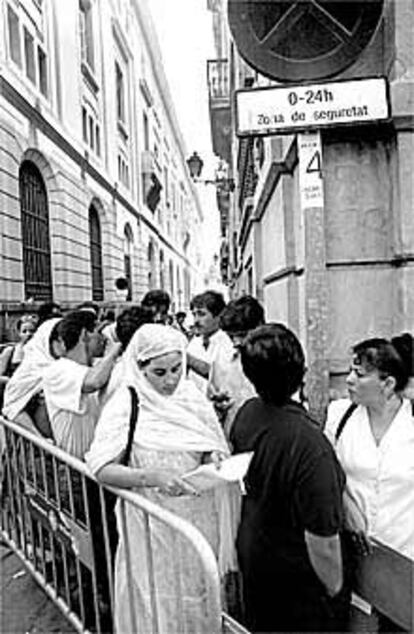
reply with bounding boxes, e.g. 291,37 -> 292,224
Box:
233,323 -> 348,632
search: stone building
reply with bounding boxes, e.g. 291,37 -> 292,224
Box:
206,0 -> 414,415
0,0 -> 205,317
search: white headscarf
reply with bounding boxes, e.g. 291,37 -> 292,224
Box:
2,318 -> 62,420
121,324 -> 229,454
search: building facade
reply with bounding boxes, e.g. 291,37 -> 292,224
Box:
0,0 -> 205,318
207,0 -> 414,415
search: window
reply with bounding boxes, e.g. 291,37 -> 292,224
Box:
81,104 -> 101,157
7,5 -> 21,67
79,0 -> 95,71
118,153 -> 129,188
115,62 -> 125,123
89,205 -> 104,301
123,225 -> 133,300
143,112 -> 149,150
19,161 -> 53,301
38,46 -> 48,96
7,4 -> 48,98
24,28 -> 36,83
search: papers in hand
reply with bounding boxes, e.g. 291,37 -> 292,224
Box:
182,452 -> 253,492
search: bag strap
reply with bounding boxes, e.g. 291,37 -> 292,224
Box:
120,386 -> 139,466
335,402 -> 357,443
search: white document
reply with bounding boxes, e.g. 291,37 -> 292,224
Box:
182,452 -> 253,492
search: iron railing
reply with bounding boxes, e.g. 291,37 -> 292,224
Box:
0,416 -> 249,634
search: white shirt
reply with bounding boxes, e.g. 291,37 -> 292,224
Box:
325,398 -> 414,560
187,330 -> 234,394
43,358 -> 99,460
209,347 -> 256,439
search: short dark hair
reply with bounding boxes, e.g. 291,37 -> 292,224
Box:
37,302 -> 62,324
220,295 -> 265,333
190,291 -> 226,317
141,290 -> 171,311
175,311 -> 186,321
240,323 -> 306,405
57,310 -> 97,352
115,305 -> 154,349
352,334 -> 413,392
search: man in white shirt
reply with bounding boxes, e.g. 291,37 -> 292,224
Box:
209,295 -> 265,439
42,310 -> 121,460
186,291 -> 234,394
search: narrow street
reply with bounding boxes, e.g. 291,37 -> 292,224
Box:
1,543 -> 76,634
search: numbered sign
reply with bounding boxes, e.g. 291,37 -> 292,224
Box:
298,132 -> 324,209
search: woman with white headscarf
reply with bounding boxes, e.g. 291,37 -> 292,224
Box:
86,324 -> 239,634
2,317 -> 62,437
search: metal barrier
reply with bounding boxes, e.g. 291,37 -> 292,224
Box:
0,416 -> 249,634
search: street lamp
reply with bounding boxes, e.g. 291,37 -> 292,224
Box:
186,152 -> 235,192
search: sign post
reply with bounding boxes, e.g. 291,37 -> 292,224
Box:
298,131 -> 330,421
235,77 -> 390,422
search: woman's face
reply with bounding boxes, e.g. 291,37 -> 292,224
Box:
18,321 -> 36,345
141,351 -> 183,396
346,356 -> 387,407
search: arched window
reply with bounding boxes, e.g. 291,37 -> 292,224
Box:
88,204 -> 104,301
19,160 -> 53,300
124,224 -> 133,300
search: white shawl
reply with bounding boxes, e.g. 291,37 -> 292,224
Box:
2,318 -> 61,420
87,324 -> 229,472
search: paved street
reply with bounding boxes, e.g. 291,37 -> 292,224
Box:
0,542 -> 76,634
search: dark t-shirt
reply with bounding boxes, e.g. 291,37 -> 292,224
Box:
235,398 -> 345,583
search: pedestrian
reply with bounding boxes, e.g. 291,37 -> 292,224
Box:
209,295 -> 264,439
186,290 -> 233,393
234,323 -> 347,632
37,301 -> 62,326
0,315 -> 37,379
325,334 -> 414,631
141,289 -> 171,324
2,317 -> 63,438
42,310 -> 121,460
175,311 -> 189,338
114,276 -> 130,302
86,324 -> 240,634
99,304 -> 154,405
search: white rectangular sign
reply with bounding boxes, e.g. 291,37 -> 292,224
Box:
298,132 -> 324,209
236,77 -> 390,136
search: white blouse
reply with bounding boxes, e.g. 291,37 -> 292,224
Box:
325,398 -> 414,560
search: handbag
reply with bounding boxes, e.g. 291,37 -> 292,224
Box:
120,386 -> 140,466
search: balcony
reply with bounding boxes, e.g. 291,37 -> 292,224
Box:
141,151 -> 162,212
207,59 -> 231,164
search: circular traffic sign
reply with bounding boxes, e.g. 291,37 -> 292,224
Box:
228,0 -> 384,82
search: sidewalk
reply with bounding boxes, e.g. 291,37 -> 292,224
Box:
0,542 -> 76,633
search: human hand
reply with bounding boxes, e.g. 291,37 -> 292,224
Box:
347,530 -> 372,557
208,450 -> 227,470
153,470 -> 199,496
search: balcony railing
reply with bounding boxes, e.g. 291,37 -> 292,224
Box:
207,59 -> 230,102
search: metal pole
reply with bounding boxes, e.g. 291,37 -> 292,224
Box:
298,130 -> 330,423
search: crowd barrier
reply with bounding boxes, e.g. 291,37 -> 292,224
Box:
0,416 -> 249,634
1,416 -> 412,633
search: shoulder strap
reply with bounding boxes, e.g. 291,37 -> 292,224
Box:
335,402 -> 357,443
120,386 -> 140,466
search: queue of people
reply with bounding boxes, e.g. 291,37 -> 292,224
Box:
0,290 -> 413,633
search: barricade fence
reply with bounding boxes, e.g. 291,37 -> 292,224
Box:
1,416 -> 411,633
0,416 -> 249,634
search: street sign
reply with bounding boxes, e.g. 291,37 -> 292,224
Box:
228,0 -> 384,82
298,132 -> 324,210
236,77 -> 390,137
